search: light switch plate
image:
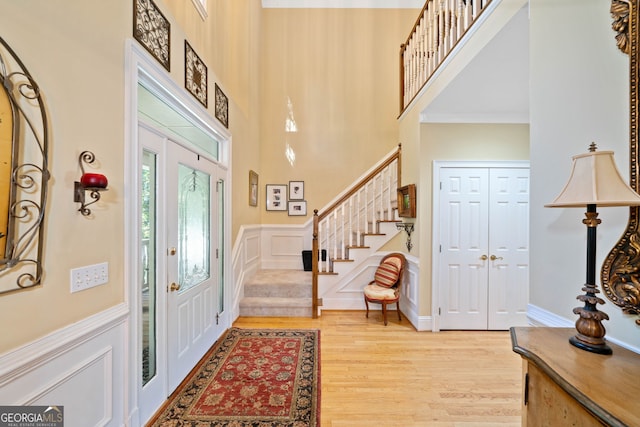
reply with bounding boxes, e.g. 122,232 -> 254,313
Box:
70,262 -> 109,293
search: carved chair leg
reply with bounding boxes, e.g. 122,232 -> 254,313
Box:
382,302 -> 388,326
364,297 -> 369,318
397,301 -> 401,321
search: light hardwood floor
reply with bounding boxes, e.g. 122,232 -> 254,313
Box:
233,311 -> 523,427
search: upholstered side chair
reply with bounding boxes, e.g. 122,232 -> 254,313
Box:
363,252 -> 406,325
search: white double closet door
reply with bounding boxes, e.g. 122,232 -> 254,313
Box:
436,163 -> 529,330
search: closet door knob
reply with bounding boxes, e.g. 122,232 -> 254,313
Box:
490,255 -> 503,261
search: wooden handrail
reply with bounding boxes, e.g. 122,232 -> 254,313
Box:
317,145 -> 402,221
311,144 -> 402,318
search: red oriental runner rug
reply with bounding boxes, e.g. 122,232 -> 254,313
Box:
149,328 -> 321,427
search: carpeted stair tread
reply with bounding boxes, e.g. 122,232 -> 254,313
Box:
240,269 -> 313,317
245,269 -> 312,285
241,297 -> 312,307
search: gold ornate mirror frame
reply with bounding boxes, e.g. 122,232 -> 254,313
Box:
602,0 -> 640,325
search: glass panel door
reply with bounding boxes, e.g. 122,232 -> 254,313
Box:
141,149 -> 158,386
217,178 -> 225,315
177,165 -> 210,292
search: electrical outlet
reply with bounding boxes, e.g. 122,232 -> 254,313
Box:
70,262 -> 109,293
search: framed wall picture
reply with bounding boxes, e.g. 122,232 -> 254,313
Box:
289,180 -> 304,200
397,184 -> 416,218
266,184 -> 287,211
185,40 -> 208,107
249,170 -> 258,207
288,201 -> 307,216
215,83 -> 229,128
133,0 -> 171,71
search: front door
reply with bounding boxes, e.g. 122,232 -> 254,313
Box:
437,165 -> 529,330
166,140 -> 223,391
138,122 -> 226,422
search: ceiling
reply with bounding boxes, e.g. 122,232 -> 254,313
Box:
421,5 -> 530,123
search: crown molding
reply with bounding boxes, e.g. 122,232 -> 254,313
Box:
262,0 -> 423,8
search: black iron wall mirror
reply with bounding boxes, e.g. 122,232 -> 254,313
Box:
0,37 -> 50,294
602,0 -> 640,324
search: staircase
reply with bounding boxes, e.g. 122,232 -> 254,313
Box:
239,219 -> 400,317
238,146 -> 404,317
239,269 -> 313,317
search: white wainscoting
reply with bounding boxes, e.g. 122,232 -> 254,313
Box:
0,303 -> 128,427
259,224 -> 312,270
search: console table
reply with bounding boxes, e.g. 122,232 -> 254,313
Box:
510,327 -> 640,426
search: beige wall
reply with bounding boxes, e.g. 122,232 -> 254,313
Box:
165,0 -> 263,238
0,0 -> 129,352
530,0 -> 640,348
0,0 -> 261,352
259,8 -> 417,223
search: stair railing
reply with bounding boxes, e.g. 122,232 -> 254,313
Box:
311,145 -> 402,317
400,0 -> 492,114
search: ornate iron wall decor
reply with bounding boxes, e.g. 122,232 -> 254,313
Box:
134,0 -> 171,71
602,0 -> 640,324
0,37 -> 50,294
215,83 -> 228,128
185,41 -> 208,108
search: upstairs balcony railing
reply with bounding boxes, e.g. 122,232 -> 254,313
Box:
400,0 -> 492,113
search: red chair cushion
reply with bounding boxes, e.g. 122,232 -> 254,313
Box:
374,261 -> 400,288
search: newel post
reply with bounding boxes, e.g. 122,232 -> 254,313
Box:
312,209 -> 319,319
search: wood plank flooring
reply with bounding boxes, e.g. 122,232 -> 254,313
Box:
233,311 -> 523,427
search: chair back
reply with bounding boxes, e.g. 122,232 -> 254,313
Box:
378,252 -> 406,288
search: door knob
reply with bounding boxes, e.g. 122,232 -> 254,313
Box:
168,247 -> 177,256
480,255 -> 488,260
170,282 -> 181,291
490,255 -> 503,261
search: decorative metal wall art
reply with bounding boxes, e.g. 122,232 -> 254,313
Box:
185,41 -> 208,108
215,83 -> 228,128
134,0 -> 171,71
602,0 -> 640,324
0,37 -> 50,294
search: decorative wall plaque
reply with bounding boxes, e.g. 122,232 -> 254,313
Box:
215,83 -> 228,128
185,41 -> 208,107
134,0 -> 171,71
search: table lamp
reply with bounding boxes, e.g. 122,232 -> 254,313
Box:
545,143 -> 640,354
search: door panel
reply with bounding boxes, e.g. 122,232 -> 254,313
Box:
487,168 -> 529,329
439,168 -> 490,330
167,142 -> 221,392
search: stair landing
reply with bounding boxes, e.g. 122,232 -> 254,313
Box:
239,269 -> 313,317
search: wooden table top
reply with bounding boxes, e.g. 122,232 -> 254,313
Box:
511,327 -> 640,427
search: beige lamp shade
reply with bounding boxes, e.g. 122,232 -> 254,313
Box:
545,145 -> 640,208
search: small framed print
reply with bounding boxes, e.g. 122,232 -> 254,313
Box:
185,40 -> 208,107
266,184 -> 287,211
288,201 -> 307,216
215,83 -> 229,128
288,180 -> 304,200
397,184 -> 416,218
249,170 -> 258,207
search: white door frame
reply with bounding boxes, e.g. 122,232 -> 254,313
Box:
431,160 -> 529,332
124,40 -> 232,426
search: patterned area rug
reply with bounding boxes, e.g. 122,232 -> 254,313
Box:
149,328 -> 321,426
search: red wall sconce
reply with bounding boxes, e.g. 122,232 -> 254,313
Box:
74,151 -> 108,216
